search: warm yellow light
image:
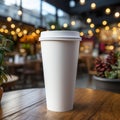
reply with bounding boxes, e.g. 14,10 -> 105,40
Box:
102,20 -> 107,26
32,32 -> 36,36
80,32 -> 84,36
80,0 -> 85,5
95,28 -> 100,33
85,45 -> 89,49
86,18 -> 92,23
11,31 -> 15,35
109,45 -> 114,50
17,10 -> 22,16
71,21 -> 76,26
112,27 -> 117,31
105,26 -> 110,30
16,28 -> 21,33
23,30 -> 27,35
0,28 -> 4,32
7,17 -> 12,22
4,29 -> 8,33
114,12 -> 120,18
51,25 -> 55,30
11,24 -> 15,28
36,29 -> 40,34
80,46 -> 84,51
118,36 -> 120,40
63,23 -> 68,28
91,3 -> 96,10
105,8 -> 111,15
88,30 -> 93,36
90,23 -> 95,28
18,32 -> 22,37
118,23 -> 120,27
88,30 -> 92,34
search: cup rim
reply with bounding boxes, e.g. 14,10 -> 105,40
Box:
39,30 -> 81,41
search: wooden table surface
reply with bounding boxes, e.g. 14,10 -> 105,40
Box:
0,88 -> 120,120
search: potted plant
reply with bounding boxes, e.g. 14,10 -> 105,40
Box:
0,34 -> 13,100
93,51 -> 120,93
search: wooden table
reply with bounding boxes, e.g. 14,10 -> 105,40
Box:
0,88 -> 120,120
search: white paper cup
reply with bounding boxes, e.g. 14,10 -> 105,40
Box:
39,31 -> 81,112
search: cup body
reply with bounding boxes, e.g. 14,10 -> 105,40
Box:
40,31 -> 81,112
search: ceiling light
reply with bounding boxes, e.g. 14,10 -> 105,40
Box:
102,20 -> 107,26
51,25 -> 55,30
117,23 -> 120,27
88,30 -> 93,35
7,17 -> 12,22
114,12 -> 120,18
71,20 -> 76,26
95,28 -> 100,33
32,32 -> 36,36
4,29 -> 8,33
36,29 -> 40,34
90,3 -> 96,10
105,8 -> 111,15
17,10 -> 22,16
23,30 -> 28,35
80,32 -> 84,36
112,27 -> 117,31
0,28 -> 4,33
80,0 -> 85,5
86,18 -> 92,23
11,24 -> 15,28
11,31 -> 15,35
63,23 -> 68,28
105,26 -> 110,30
16,28 -> 21,33
90,23 -> 95,28
18,32 -> 23,37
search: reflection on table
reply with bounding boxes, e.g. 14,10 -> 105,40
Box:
0,88 -> 120,119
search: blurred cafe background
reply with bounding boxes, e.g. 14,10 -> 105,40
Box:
0,0 -> 120,91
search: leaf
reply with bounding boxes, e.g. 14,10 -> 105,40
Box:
0,53 -> 3,65
0,76 -> 3,85
0,34 -> 13,84
1,72 -> 8,82
118,59 -> 120,68
117,70 -> 120,79
111,65 -> 118,70
105,71 -> 117,79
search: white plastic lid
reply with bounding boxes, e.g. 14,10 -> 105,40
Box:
39,30 -> 81,41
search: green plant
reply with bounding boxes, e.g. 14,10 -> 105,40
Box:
95,51 -> 120,79
0,34 -> 13,85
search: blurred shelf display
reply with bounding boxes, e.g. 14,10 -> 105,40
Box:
79,36 -> 94,54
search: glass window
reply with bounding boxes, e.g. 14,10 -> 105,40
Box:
4,0 -> 20,6
58,9 -> 70,26
4,0 -> 40,11
42,1 -> 56,15
2,0 -> 70,29
42,1 -> 56,27
22,0 -> 40,11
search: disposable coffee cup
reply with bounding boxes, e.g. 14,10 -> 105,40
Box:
39,31 -> 81,112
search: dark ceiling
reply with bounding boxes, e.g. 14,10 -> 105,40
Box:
45,0 -> 120,28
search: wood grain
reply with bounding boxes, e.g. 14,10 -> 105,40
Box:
0,88 -> 120,120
